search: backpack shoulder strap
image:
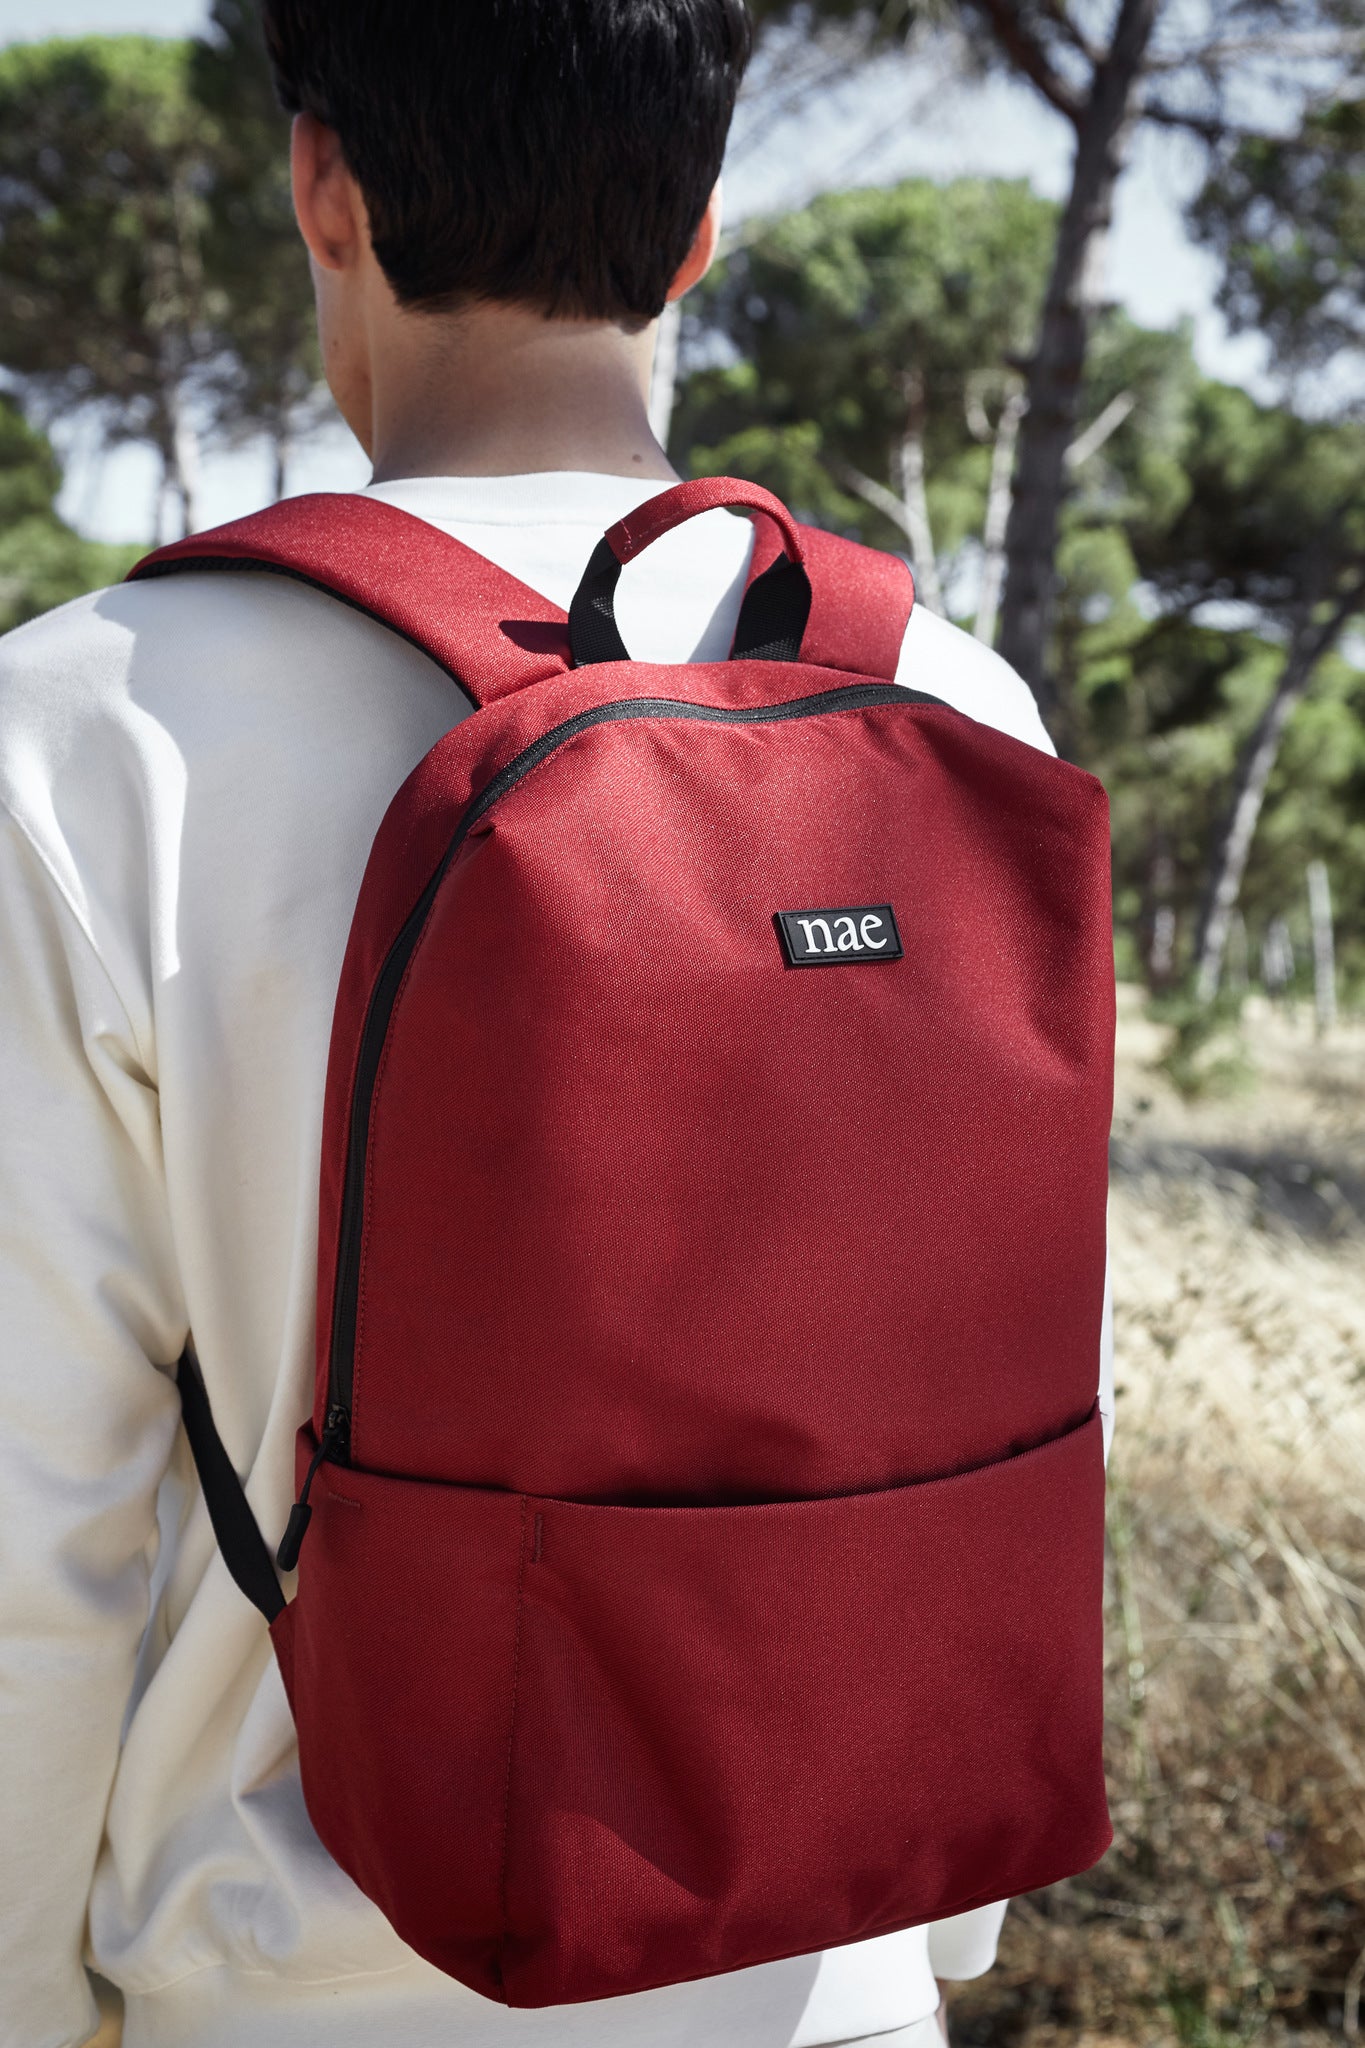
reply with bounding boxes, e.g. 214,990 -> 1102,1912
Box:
129,487 -> 914,701
746,515 -> 914,681
129,493 -> 573,711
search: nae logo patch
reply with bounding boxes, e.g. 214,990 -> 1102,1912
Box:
776,904 -> 903,967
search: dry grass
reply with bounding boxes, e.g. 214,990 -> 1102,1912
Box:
953,990 -> 1365,2048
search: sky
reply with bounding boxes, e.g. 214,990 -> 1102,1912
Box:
0,0 -> 200,28
2,0 -> 1274,543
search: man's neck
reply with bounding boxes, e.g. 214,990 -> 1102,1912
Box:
364,297 -> 678,486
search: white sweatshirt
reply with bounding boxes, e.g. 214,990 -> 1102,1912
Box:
0,472 -> 1113,2048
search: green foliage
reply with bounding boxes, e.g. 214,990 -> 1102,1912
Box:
676,177 -> 1365,996
1095,368 -> 1365,996
0,37 -> 215,455
1132,381 -> 1365,616
676,177 -> 1057,551
1083,610 -> 1365,1003
1074,313 -> 1200,536
1192,98 -> 1365,372
1178,91 -> 1365,1003
0,395 -> 136,632
1147,987 -> 1255,1102
192,0 -> 322,479
0,25 -> 324,519
689,416 -> 857,528
1164,1977 -> 1263,2048
0,396 -> 61,526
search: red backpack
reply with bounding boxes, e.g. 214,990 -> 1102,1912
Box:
132,477 -> 1114,2010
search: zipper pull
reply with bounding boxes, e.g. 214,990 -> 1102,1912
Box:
276,1407 -> 349,1572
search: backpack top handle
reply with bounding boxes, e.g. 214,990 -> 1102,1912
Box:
569,477 -> 813,670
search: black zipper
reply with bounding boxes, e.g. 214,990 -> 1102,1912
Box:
275,1404 -> 349,1572
308,679 -> 942,1511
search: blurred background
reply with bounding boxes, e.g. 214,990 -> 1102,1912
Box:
1,2 -> 1362,2044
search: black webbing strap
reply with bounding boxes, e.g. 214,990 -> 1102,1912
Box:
729,554 -> 812,662
568,538 -> 632,665
567,535 -> 813,669
176,1346 -> 285,1623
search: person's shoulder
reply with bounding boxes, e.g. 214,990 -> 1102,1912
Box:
896,605 -> 1056,757
0,584 -> 142,796
0,563 -> 439,763
0,584 -> 163,949
0,580 -> 136,690
0,564 -> 350,695
0,573 -> 254,737
0,564 -> 460,888
0,569 -> 386,859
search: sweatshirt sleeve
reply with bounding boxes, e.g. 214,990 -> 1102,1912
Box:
0,807 -> 185,2048
926,1898 -> 1010,1980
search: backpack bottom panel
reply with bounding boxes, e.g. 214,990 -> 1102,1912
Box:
280,1408 -> 1109,2006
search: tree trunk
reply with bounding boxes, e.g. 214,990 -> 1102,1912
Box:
1306,859 -> 1337,1034
648,299 -> 682,453
153,417 -> 178,547
897,371 -> 944,616
271,425 -> 291,504
1226,909 -> 1249,994
1143,835 -> 1177,992
974,387 -> 1026,644
155,384 -> 198,541
1194,579 -> 1363,1000
174,406 -> 200,538
995,0 -> 1162,719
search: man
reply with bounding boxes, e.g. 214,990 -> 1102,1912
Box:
0,5 -> 1111,2043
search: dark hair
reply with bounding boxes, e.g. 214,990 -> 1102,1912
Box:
261,0 -> 752,325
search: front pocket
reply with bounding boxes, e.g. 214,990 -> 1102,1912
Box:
503,1406 -> 1109,2004
288,1407 -> 1109,2008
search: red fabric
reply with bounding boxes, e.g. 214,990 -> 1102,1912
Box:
747,517 -> 914,681
129,492 -> 572,707
135,479 -> 1113,2006
281,1406 -> 1108,2005
130,486 -> 912,687
332,677 -> 1112,1498
299,653 -> 1114,2004
273,1470 -> 527,2000
606,476 -> 806,566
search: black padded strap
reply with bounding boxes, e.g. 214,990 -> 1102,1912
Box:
177,1346 -> 285,1623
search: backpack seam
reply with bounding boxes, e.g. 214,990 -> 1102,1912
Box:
497,1494 -> 530,1992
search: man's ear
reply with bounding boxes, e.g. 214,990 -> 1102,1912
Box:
291,111 -> 367,273
667,182 -> 723,303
